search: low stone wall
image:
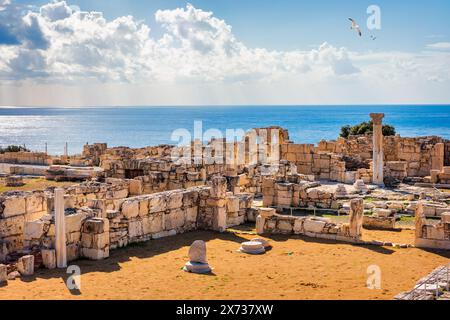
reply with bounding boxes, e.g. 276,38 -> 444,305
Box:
9,177 -> 254,262
262,177 -> 339,209
0,191 -> 48,252
363,216 -> 396,230
0,152 -> 51,166
256,198 -> 364,243
431,167 -> 450,184
415,203 -> 450,250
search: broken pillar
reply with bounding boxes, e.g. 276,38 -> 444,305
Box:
55,188 -> 67,268
370,113 -> 385,186
349,198 -> 364,239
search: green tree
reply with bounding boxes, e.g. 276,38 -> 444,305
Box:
0,145 -> 30,154
340,121 -> 396,138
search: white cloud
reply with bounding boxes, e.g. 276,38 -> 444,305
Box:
0,1 -> 449,105
426,42 -> 450,50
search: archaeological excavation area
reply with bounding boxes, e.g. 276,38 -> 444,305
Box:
1,114 -> 450,300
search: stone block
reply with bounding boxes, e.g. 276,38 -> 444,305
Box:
81,232 -> 109,249
278,219 -> 293,233
168,192 -> 183,210
165,209 -> 185,230
3,197 -> 26,218
81,247 -> 109,260
41,249 -> 56,269
303,219 -> 326,233
0,264 -> 7,283
293,219 -> 304,234
142,214 -> 164,234
129,179 -> 143,196
186,206 -> 198,223
83,218 -> 109,234
17,255 -> 34,276
25,194 -> 44,214
65,212 -> 86,233
24,220 -> 47,240
226,197 -> 240,213
138,199 -> 149,216
149,195 -> 167,213
128,219 -> 143,238
122,200 -> 139,219
441,212 -> 450,224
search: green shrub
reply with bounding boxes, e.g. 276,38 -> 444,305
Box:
340,121 -> 396,138
0,145 -> 30,154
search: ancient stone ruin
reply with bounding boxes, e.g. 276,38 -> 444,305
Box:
0,116 -> 449,294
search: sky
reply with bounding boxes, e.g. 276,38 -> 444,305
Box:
0,0 -> 450,106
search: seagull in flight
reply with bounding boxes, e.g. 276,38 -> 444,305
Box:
348,18 -> 362,37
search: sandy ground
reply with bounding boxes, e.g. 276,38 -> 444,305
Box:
1,229 -> 449,300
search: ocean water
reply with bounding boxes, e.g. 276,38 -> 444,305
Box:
0,105 -> 449,155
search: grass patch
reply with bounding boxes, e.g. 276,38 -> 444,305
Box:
0,177 -> 73,194
399,216 -> 415,223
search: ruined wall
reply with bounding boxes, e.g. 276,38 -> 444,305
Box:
281,135 -> 446,181
281,144 -> 348,182
256,199 -> 364,243
3,177 -> 254,260
0,152 -> 51,166
0,191 -> 48,252
415,203 -> 450,250
262,177 -> 340,210
445,141 -> 450,166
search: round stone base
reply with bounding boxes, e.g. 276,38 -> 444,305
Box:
239,241 -> 266,255
183,262 -> 212,274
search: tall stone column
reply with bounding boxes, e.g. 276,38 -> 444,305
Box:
370,113 -> 385,186
55,188 -> 67,268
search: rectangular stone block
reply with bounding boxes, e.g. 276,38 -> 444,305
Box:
2,197 -> 26,218
121,200 -> 139,219
83,218 -> 109,234
303,219 -> 326,233
24,220 -> 46,240
81,247 -> 109,260
25,194 -> 44,214
165,209 -> 185,230
128,219 -> 143,238
167,192 -> 183,210
65,212 -> 86,234
149,195 -> 167,213
142,214 -> 164,234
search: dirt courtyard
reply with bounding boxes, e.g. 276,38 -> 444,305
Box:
0,229 -> 449,300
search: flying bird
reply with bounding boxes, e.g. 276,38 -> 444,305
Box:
370,35 -> 377,41
348,18 -> 362,37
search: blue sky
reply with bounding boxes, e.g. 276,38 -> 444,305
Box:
1,0 -> 450,106
11,0 -> 450,52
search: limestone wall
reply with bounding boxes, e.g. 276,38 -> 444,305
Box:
281,135 -> 446,181
0,152 -> 51,166
415,203 -> 450,250
445,141 -> 450,166
0,191 -> 48,252
256,199 -> 364,243
262,177 -> 340,210
3,177 -> 254,261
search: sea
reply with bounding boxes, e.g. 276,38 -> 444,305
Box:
0,105 -> 449,155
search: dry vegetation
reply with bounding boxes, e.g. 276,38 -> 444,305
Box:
0,177 -> 74,193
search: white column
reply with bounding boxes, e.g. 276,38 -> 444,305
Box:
55,188 -> 67,268
370,113 -> 385,186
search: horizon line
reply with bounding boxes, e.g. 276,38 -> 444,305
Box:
1,104 -> 450,109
